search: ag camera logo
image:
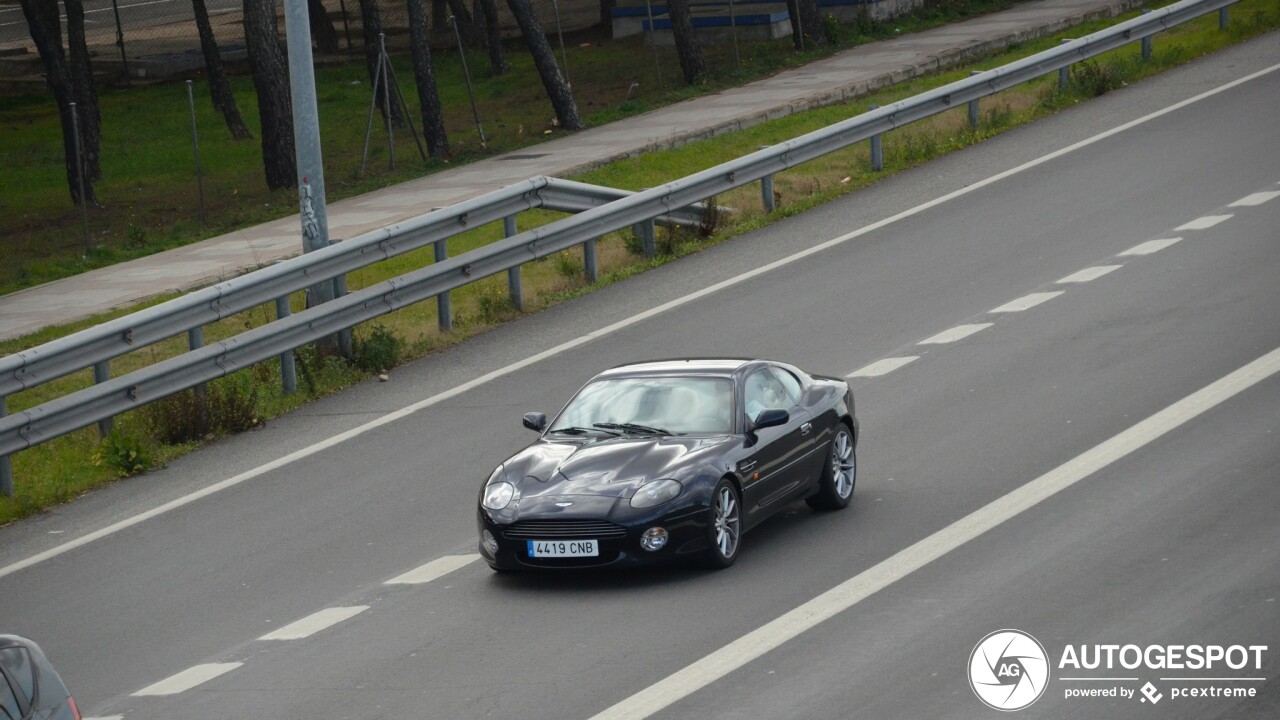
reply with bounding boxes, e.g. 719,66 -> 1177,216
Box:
969,629 -> 1050,711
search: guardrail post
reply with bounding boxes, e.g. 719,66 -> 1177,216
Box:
503,216 -> 524,311
1141,10 -> 1153,60
583,239 -> 599,284
188,327 -> 207,400
275,297 -> 297,395
435,240 -> 453,332
1219,7 -> 1228,30
1059,39 -> 1073,91
639,220 -> 657,259
329,239 -> 353,360
758,146 -> 776,212
0,396 -> 11,498
869,107 -> 884,172
94,361 -> 113,437
968,71 -> 982,129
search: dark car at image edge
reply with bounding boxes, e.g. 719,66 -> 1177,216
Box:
477,359 -> 858,571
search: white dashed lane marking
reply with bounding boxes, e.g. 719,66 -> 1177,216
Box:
386,554 -> 481,585
847,356 -> 919,378
1119,238 -> 1181,256
1229,191 -> 1280,207
918,324 -> 993,345
259,606 -> 370,641
132,663 -> 243,697
1057,265 -> 1122,284
990,291 -> 1064,313
1175,215 -> 1233,231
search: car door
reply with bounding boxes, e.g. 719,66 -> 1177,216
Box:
738,367 -> 812,521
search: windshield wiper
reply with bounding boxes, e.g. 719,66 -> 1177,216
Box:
550,426 -> 620,436
593,422 -> 674,436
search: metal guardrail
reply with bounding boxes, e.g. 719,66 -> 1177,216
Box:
0,0 -> 1238,485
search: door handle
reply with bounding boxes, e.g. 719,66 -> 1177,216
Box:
800,422 -> 812,435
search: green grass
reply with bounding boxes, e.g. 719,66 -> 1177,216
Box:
2,0 -> 1278,523
0,0 -> 1034,294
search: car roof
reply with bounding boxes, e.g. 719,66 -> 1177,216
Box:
595,358 -> 757,378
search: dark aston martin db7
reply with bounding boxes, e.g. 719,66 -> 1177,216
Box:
476,359 -> 858,571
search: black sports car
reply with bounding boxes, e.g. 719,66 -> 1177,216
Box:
477,359 -> 858,570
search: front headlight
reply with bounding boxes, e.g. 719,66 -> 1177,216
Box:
630,479 -> 683,509
483,481 -> 517,510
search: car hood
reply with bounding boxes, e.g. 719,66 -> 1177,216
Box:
504,435 -> 731,499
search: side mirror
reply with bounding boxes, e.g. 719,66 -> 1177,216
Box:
752,408 -> 789,431
522,412 -> 547,432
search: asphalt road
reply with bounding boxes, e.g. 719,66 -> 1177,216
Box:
1,32 -> 1277,720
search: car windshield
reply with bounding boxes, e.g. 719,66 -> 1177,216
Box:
550,376 -> 734,435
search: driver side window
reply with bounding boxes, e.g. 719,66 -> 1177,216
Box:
744,369 -> 792,420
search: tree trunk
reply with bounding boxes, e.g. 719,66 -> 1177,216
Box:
19,0 -> 94,205
193,0 -> 253,140
444,0 -> 482,46
308,0 -> 342,54
475,0 -> 509,74
406,0 -> 449,157
64,0 -> 101,185
505,0 -> 583,130
243,0 -> 296,189
666,0 -> 704,84
359,0 -> 403,125
599,0 -> 615,31
786,0 -> 825,50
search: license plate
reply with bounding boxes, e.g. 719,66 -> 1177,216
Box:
527,539 -> 599,557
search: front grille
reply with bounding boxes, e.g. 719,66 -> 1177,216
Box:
503,519 -> 628,540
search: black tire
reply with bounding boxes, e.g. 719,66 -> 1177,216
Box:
806,425 -> 855,511
701,478 -> 742,569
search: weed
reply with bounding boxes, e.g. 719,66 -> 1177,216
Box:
92,430 -> 153,476
699,196 -> 724,238
476,285 -> 517,324
554,250 -> 583,278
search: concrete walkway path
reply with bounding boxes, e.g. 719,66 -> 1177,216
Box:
0,0 -> 1141,341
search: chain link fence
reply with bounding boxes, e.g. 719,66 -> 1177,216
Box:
0,0 -> 602,83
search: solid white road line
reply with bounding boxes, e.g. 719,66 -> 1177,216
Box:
1119,238 -> 1181,256
989,291 -> 1064,313
132,663 -> 243,697
846,356 -> 919,378
1229,191 -> 1280,207
589,346 -> 1280,720
918,324 -> 993,345
386,554 -> 481,584
259,606 -> 369,641
4,62 -> 1276,582
1057,265 -> 1122,284
1175,215 -> 1233,231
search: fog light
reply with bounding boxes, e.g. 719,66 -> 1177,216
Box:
640,527 -> 668,552
482,529 -> 499,555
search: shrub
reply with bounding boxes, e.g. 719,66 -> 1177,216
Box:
1070,59 -> 1124,97
476,285 -> 516,324
208,371 -> 262,433
352,323 -> 403,373
146,388 -> 212,445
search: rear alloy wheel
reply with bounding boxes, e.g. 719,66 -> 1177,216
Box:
702,479 -> 742,569
807,425 -> 855,511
